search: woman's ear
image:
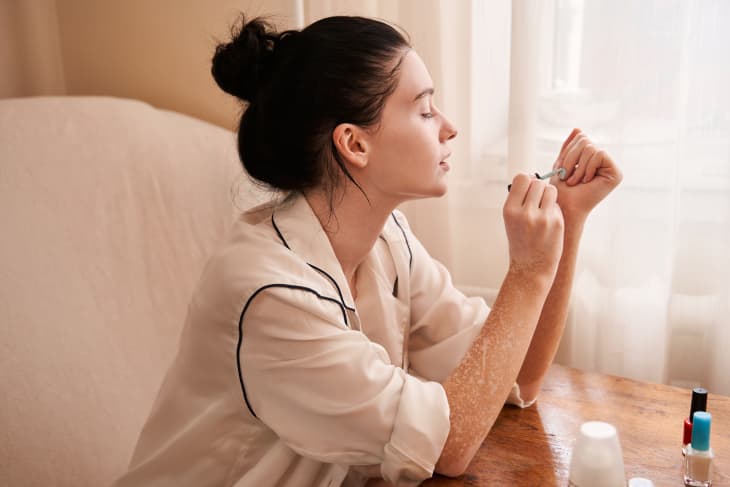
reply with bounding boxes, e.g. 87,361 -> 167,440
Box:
332,123 -> 369,169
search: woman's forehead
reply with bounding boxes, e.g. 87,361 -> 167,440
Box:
393,50 -> 434,102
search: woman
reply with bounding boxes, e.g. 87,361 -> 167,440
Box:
113,14 -> 621,487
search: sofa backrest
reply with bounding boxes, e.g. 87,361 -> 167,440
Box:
0,96 -> 268,486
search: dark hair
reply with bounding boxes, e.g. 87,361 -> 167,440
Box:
211,15 -> 411,201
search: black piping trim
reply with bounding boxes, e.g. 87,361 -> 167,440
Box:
391,213 -> 413,271
308,263 -> 356,315
378,234 -> 398,296
271,214 -> 291,250
271,212 -> 355,315
236,283 -> 350,418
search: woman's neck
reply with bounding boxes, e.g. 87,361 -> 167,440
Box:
304,187 -> 396,290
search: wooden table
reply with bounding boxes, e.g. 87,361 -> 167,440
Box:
425,364 -> 730,486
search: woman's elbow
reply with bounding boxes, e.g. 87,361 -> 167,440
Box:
434,445 -> 478,478
434,460 -> 469,478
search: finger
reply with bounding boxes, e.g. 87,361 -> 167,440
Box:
605,152 -> 624,184
506,173 -> 531,204
554,129 -> 583,169
524,179 -> 547,209
554,128 -> 581,168
539,183 -> 558,209
582,149 -> 605,183
567,144 -> 596,185
561,134 -> 587,180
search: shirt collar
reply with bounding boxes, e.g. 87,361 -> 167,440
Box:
271,192 -> 356,310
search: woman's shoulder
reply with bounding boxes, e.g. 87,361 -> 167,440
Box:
211,215 -> 306,289
193,196 -> 365,322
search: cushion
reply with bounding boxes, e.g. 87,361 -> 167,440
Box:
0,96 -> 267,486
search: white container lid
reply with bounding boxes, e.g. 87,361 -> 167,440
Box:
628,478 -> 655,487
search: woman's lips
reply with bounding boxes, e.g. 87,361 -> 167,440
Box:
439,152 -> 452,171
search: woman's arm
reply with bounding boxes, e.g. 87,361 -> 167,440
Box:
515,215 -> 583,402
435,129 -> 622,477
516,128 -> 623,403
435,265 -> 555,476
435,172 -> 565,477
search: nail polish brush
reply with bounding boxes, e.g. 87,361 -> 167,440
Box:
507,167 -> 567,191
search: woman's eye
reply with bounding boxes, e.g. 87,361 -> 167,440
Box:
421,112 -> 434,119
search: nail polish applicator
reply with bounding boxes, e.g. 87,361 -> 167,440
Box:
507,167 -> 567,191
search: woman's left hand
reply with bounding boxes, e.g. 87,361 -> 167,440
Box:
551,128 -> 623,223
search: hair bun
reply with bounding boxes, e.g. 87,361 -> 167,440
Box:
211,16 -> 280,102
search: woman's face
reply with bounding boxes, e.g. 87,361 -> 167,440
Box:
360,50 -> 457,204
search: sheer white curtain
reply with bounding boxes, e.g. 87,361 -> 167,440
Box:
300,0 -> 730,395
543,0 -> 730,395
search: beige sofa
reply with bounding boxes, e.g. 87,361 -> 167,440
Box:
0,96 -> 268,486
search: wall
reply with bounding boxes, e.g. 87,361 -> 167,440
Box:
0,0 -> 66,97
0,0 -> 300,130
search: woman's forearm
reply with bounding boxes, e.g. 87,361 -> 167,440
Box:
435,266 -> 554,477
516,216 -> 585,402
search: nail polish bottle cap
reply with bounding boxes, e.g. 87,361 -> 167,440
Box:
689,388 -> 708,423
691,411 -> 712,451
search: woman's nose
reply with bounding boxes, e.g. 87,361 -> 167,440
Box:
441,116 -> 457,141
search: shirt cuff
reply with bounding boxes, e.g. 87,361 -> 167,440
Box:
505,382 -> 537,408
381,374 -> 450,486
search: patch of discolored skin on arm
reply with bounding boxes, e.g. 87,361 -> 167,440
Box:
436,269 -> 552,476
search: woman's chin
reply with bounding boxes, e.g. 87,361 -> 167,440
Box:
430,181 -> 449,198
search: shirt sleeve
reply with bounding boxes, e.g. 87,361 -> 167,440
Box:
239,285 -> 450,486
506,382 -> 537,408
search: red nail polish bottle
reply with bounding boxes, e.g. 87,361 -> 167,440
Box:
683,388 -> 708,456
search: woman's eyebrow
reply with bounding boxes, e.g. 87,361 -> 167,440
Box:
413,87 -> 434,102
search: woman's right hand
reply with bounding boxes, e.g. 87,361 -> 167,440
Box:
503,174 -> 564,283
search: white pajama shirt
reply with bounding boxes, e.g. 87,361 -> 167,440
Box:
114,192 -> 529,487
